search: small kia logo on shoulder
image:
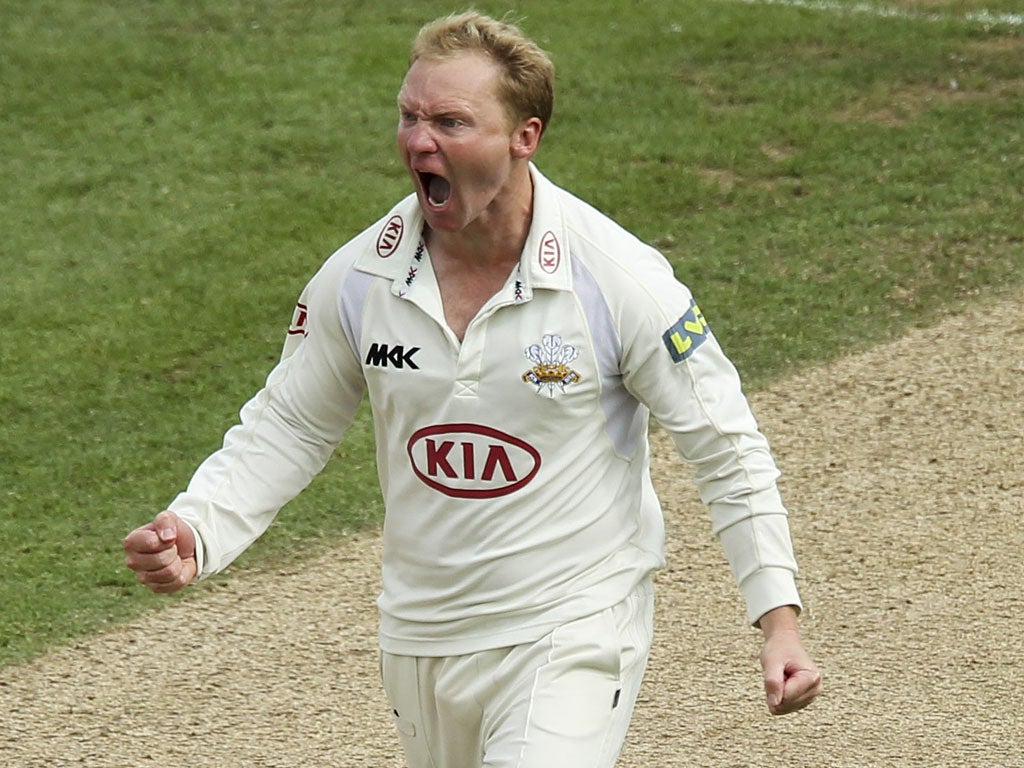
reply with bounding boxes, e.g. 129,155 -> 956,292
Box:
377,215 -> 404,258
538,230 -> 560,274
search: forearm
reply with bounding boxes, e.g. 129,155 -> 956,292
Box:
757,604 -> 800,635
171,392 -> 340,576
714,503 -> 802,624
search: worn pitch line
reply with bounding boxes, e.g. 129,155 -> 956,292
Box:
719,0 -> 1023,28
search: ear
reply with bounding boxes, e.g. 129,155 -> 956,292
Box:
510,117 -> 543,160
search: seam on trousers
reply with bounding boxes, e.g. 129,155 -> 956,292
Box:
417,656 -> 440,768
513,635 -> 555,768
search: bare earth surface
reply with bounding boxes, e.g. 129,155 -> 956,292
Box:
2,292 -> 1022,767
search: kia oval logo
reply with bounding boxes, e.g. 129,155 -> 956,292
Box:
377,215 -> 404,258
538,230 -> 560,274
407,423 -> 541,499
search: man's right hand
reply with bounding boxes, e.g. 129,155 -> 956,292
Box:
123,510 -> 198,594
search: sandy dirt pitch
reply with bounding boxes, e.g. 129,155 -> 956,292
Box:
2,292 -> 1021,767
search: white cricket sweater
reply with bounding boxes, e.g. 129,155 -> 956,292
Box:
170,166 -> 802,655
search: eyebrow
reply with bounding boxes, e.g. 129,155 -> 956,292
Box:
397,96 -> 473,120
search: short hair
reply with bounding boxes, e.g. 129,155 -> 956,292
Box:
409,11 -> 555,132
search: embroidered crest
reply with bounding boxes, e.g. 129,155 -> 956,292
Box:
522,334 -> 581,396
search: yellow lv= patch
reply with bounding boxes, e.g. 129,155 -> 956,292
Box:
662,299 -> 710,363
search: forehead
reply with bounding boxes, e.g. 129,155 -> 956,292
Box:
398,51 -> 504,109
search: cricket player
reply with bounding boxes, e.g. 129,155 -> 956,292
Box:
124,11 -> 821,767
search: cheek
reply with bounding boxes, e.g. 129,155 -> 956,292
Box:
457,144 -> 513,190
395,128 -> 410,157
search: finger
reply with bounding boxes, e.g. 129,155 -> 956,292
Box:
136,553 -> 196,594
764,673 -> 785,711
771,669 -> 822,716
153,510 -> 181,544
773,689 -> 817,715
122,524 -> 167,555
762,658 -> 786,710
135,558 -> 182,585
149,557 -> 197,594
123,511 -> 185,554
141,571 -> 189,594
172,516 -> 197,562
125,545 -> 181,573
786,668 -> 823,703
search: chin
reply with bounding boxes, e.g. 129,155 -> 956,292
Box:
420,207 -> 461,233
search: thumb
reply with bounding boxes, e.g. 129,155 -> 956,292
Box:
153,509 -> 198,569
763,665 -> 785,709
153,510 -> 180,545
175,517 -> 197,562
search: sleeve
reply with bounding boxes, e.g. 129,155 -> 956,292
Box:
167,257 -> 367,578
618,251 -> 802,624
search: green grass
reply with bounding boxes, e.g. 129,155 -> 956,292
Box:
1,0 -> 1021,666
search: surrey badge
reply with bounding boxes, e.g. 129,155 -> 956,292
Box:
522,334 -> 582,397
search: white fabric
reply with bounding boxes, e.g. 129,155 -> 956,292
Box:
169,165 -> 802,656
380,579 -> 655,768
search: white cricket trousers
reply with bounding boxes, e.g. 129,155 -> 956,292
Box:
380,579 -> 655,768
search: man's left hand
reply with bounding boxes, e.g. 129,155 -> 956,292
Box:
758,606 -> 822,716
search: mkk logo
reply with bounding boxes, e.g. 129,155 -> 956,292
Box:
538,230 -> 561,274
376,215 -> 404,258
365,343 -> 420,369
407,423 -> 541,498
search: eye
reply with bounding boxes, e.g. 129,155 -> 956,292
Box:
438,117 -> 463,129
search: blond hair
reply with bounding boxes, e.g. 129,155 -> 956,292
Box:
410,11 -> 555,131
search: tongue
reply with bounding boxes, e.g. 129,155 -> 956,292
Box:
428,175 -> 451,206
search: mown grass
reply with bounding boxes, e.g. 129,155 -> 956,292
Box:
1,0 -> 1020,666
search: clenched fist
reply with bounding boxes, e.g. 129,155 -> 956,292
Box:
123,510 -> 197,594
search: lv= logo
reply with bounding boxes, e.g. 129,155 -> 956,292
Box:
663,299 -> 710,363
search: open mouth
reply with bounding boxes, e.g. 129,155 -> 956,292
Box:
419,172 -> 451,209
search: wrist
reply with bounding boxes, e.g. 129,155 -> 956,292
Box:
757,605 -> 800,637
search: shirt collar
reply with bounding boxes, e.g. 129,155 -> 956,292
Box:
354,193 -> 425,281
520,163 -> 572,293
354,163 -> 572,294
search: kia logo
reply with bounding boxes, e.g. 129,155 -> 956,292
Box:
377,215 -> 404,258
407,423 -> 541,498
538,230 -> 560,274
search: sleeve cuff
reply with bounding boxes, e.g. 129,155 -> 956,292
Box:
740,566 -> 803,626
179,519 -> 207,580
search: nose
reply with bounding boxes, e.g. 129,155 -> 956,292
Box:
401,119 -> 438,155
